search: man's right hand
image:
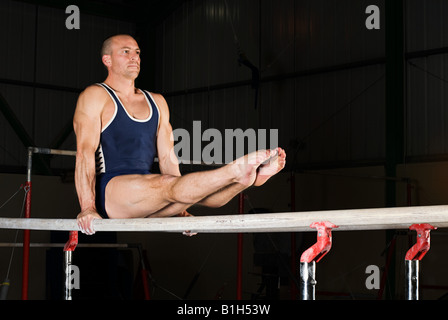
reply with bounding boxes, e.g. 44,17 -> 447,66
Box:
77,209 -> 102,235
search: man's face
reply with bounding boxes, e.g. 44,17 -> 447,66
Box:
105,36 -> 141,80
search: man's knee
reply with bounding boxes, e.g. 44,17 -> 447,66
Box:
159,174 -> 203,205
155,174 -> 181,203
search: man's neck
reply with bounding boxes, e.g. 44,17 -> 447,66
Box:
104,75 -> 136,96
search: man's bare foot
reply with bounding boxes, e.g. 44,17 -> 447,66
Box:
253,148 -> 286,186
176,210 -> 197,236
230,150 -> 272,186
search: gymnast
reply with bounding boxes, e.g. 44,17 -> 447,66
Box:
73,34 -> 286,235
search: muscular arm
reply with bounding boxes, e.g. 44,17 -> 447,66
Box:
73,86 -> 104,234
152,94 -> 181,177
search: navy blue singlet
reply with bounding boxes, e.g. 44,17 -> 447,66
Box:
95,83 -> 160,218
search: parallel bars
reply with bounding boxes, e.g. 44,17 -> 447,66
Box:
5,147 -> 448,300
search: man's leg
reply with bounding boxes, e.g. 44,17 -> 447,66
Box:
105,150 -> 273,219
197,183 -> 244,208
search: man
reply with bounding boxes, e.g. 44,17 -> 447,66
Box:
74,34 -> 286,235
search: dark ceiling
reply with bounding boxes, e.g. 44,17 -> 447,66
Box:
14,0 -> 187,25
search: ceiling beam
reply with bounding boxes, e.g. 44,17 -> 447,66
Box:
13,0 -> 188,24
13,0 -> 146,22
0,92 -> 52,174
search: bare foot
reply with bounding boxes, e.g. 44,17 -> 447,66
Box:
253,148 -> 286,186
230,150 -> 272,186
176,210 -> 197,236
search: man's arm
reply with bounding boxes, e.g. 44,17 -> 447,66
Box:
73,86 -> 104,234
152,93 -> 181,176
152,93 -> 195,232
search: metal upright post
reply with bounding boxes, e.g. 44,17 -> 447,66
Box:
64,250 -> 73,300
404,224 -> 436,300
21,147 -> 33,300
300,261 -> 316,300
63,231 -> 78,300
299,221 -> 337,300
405,260 -> 419,300
20,147 -> 78,299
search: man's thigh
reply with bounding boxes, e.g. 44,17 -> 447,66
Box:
104,173 -> 175,218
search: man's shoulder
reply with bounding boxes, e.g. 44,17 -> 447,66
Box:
75,84 -> 108,114
143,90 -> 162,99
78,84 -> 109,104
145,91 -> 167,106
81,83 -> 106,96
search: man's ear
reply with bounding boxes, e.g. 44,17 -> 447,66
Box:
102,55 -> 111,67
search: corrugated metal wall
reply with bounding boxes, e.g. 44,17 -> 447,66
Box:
406,0 -> 448,158
0,0 -> 135,170
2,0 -> 448,172
154,0 -> 387,168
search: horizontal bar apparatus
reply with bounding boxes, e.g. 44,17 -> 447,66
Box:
29,146 -> 219,166
2,205 -> 448,233
29,147 -> 77,157
0,243 -> 131,248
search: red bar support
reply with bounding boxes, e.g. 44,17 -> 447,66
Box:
136,246 -> 151,300
64,231 -> 79,252
300,221 -> 338,263
405,224 -> 436,261
405,223 -> 436,300
21,181 -> 31,300
299,221 -> 337,300
141,269 -> 151,300
236,192 -> 244,300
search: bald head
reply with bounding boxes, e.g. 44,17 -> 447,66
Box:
101,36 -> 115,56
101,34 -> 137,56
100,34 -> 141,79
